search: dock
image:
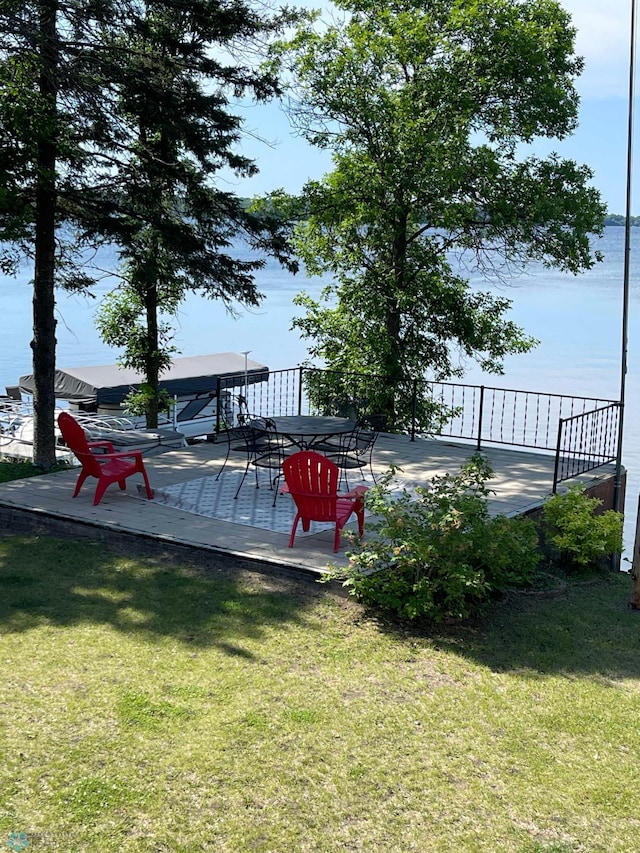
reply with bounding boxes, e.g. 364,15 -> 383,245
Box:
0,432 -> 617,580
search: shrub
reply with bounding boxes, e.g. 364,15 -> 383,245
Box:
332,454 -> 541,623
122,384 -> 172,417
541,486 -> 623,571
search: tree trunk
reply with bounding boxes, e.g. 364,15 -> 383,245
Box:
378,215 -> 408,424
144,279 -> 160,429
32,0 -> 59,471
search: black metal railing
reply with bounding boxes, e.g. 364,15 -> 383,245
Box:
219,366 -> 621,489
425,382 -> 617,454
235,367 -> 307,419
552,403 -> 621,492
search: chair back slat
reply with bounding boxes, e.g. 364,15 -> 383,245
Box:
282,451 -> 341,522
58,411 -> 103,476
58,410 -> 153,505
282,450 -> 368,551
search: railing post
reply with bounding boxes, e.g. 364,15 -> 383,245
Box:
613,401 -> 625,518
476,385 -> 485,451
214,377 -> 222,434
552,417 -> 564,493
297,366 -> 304,416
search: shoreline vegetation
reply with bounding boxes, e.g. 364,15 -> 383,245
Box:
604,214 -> 640,225
241,202 -> 639,227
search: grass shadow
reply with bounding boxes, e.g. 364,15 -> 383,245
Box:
356,572 -> 640,681
0,535 -> 326,653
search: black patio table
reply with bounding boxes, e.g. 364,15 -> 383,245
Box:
269,415 -> 356,450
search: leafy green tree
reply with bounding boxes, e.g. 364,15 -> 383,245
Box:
268,0 -> 606,432
0,0 -> 299,459
91,0 -> 298,428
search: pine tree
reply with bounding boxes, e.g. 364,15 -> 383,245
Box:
0,0 -> 298,460
0,0 -> 122,467
90,0 -> 298,428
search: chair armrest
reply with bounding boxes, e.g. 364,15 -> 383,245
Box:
342,484 -> 369,499
95,450 -> 145,463
88,440 -> 116,454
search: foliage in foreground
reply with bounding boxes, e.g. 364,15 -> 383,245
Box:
332,455 -> 541,622
541,485 -> 624,570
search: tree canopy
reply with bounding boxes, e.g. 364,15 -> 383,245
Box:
0,0 -> 126,466
88,0 -> 298,427
268,0 -> 606,431
0,0 -> 300,459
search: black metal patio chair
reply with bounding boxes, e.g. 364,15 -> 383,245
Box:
232,417 -> 295,505
215,411 -> 255,481
319,423 -> 379,489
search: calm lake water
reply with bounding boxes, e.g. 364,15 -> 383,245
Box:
1,227 -> 639,554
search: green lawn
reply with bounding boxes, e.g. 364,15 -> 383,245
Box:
0,459 -> 70,484
1,534 -> 639,852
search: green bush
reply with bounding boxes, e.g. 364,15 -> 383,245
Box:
122,383 -> 172,417
541,486 -> 623,570
332,454 -> 541,623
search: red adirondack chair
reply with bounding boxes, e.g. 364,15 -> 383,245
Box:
281,451 -> 368,552
58,411 -> 153,506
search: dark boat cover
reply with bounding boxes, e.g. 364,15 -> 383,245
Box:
19,352 -> 269,405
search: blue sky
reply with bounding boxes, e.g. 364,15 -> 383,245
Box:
227,0 -> 639,215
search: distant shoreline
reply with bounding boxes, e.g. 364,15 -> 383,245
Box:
605,215 -> 640,226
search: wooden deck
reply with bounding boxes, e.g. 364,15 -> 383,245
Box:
0,433 -> 616,579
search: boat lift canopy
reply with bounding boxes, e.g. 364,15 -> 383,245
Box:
19,352 -> 269,406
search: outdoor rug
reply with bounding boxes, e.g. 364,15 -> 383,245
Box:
141,470 -> 375,537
